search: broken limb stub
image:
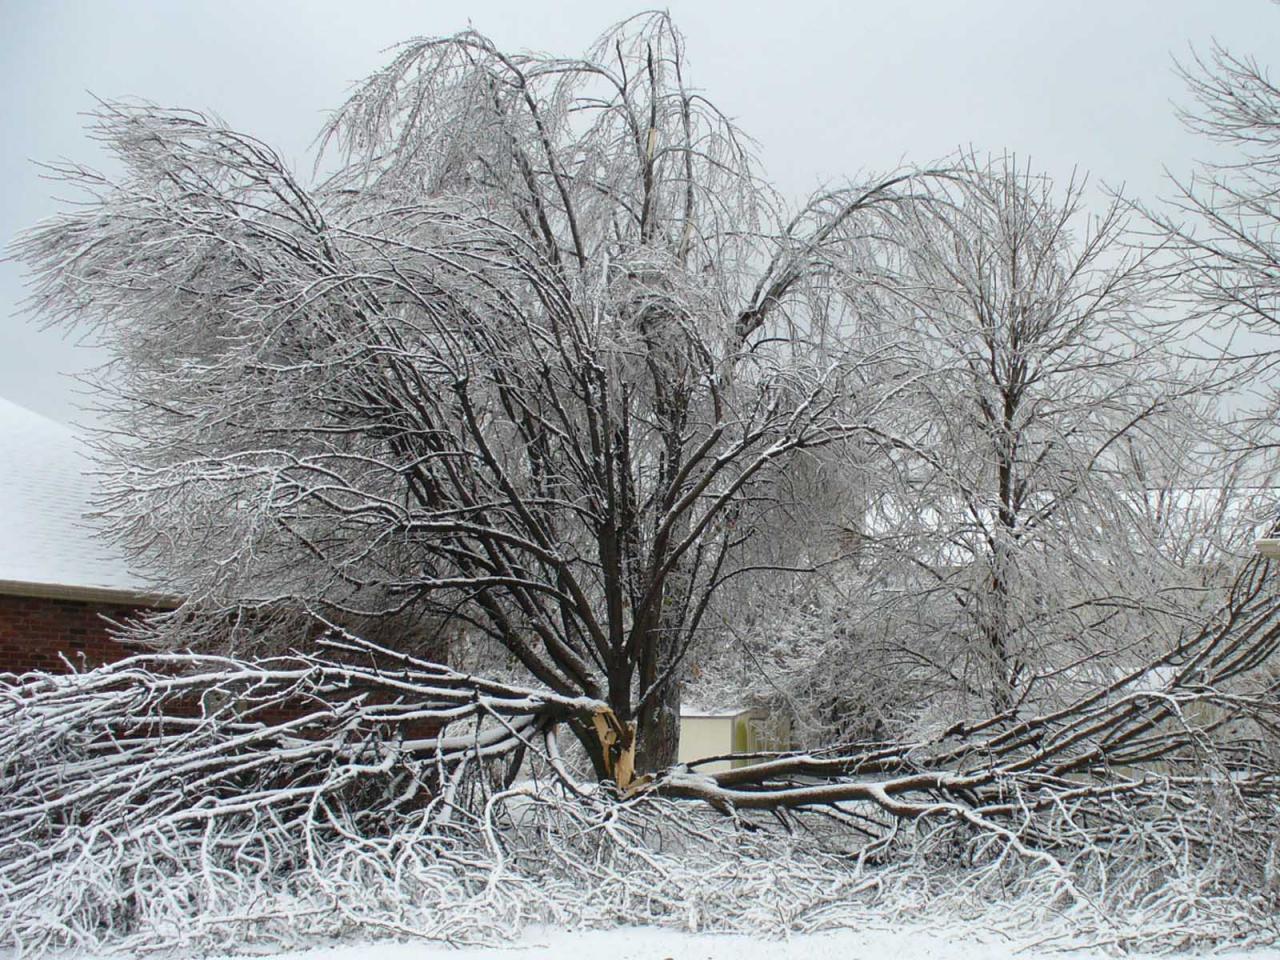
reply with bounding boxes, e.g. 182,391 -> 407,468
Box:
590,706 -> 637,790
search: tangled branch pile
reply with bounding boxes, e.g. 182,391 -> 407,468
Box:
3,562 -> 1280,955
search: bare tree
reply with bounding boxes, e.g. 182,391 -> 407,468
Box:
15,14 -> 926,776
810,156 -> 1246,725
1143,40 -> 1280,434
688,160 -> 1268,757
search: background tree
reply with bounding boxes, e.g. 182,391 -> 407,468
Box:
696,156 -> 1256,744
1146,40 -> 1280,438
873,157 -> 1195,715
16,14 -> 924,776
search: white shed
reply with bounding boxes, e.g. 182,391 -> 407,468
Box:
677,705 -> 788,774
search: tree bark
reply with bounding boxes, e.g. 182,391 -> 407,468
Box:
635,674 -> 681,774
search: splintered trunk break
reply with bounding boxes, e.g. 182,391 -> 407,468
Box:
589,706 -> 637,789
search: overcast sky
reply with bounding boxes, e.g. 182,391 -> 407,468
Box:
4,0 -> 1280,424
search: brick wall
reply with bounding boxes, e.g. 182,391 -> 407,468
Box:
0,592 -> 144,675
0,591 -> 444,745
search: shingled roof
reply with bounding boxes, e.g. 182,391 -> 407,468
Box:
0,396 -> 160,603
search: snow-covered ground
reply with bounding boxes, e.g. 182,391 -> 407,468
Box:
188,925 -> 1280,960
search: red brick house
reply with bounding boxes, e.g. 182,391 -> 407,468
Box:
0,397 -> 168,675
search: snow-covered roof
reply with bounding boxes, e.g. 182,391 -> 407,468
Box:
0,396 -> 161,603
680,704 -> 756,719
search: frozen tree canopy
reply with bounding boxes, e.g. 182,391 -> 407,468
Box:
15,13 -> 943,777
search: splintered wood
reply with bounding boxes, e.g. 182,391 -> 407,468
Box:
590,706 -> 636,790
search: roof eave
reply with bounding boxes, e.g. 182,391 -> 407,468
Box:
0,578 -> 180,608
1256,538 -> 1280,559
